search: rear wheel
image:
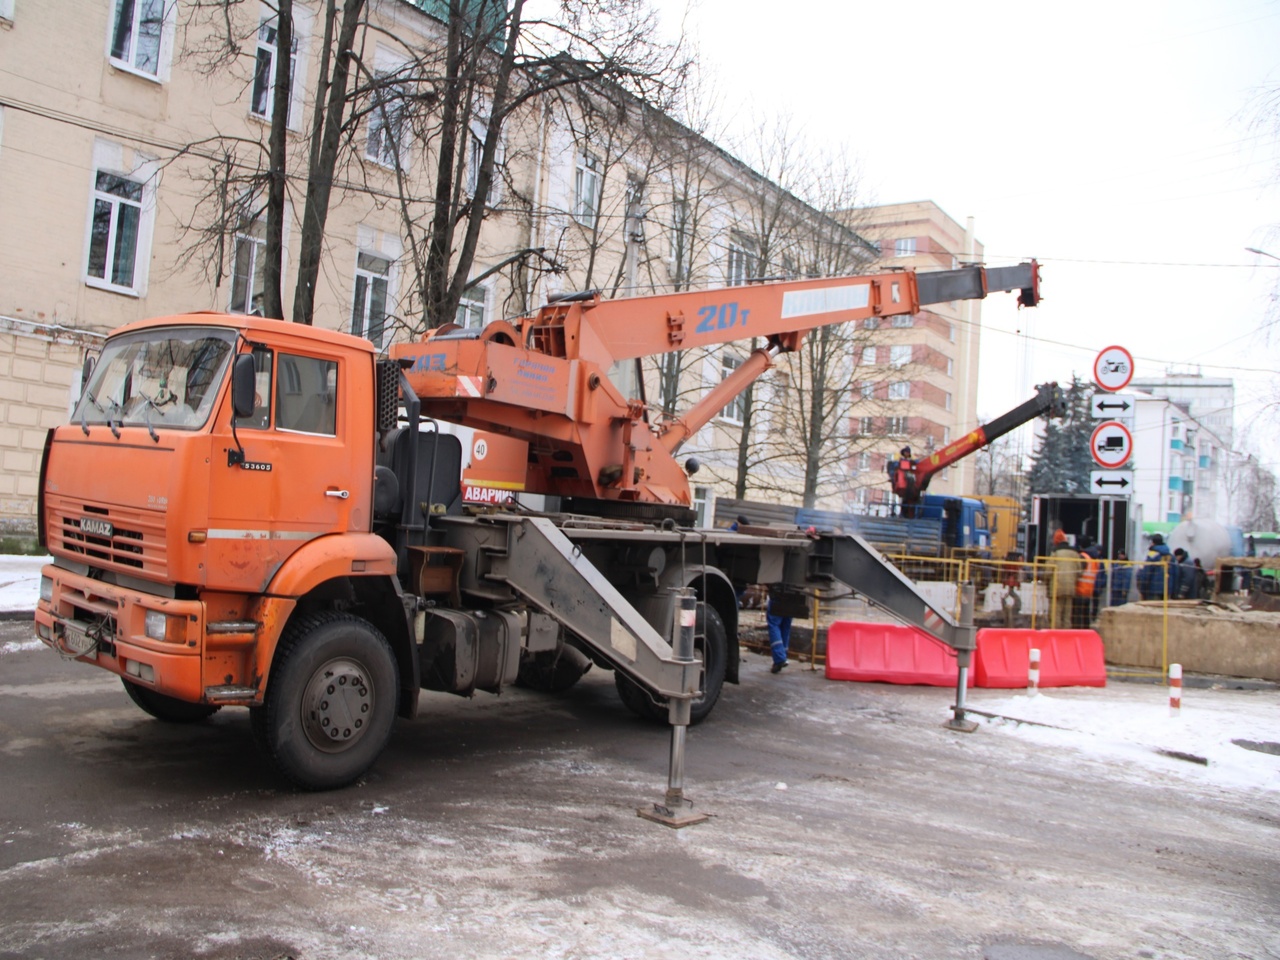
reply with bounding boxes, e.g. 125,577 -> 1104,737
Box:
615,604 -> 727,726
251,612 -> 399,791
121,678 -> 220,723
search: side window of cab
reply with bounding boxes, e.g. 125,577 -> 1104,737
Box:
233,346 -> 274,430
276,354 -> 338,436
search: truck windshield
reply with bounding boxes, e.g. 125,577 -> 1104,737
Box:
75,327 -> 237,431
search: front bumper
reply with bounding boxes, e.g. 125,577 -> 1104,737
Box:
35,563 -> 210,703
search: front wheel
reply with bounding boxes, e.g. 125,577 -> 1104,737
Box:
121,678 -> 220,723
615,603 -> 727,726
251,612 -> 399,791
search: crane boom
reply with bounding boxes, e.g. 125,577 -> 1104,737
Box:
391,262 -> 1042,510
887,381 -> 1066,505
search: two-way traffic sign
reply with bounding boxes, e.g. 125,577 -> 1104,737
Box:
1090,392 -> 1135,419
1090,420 -> 1133,469
1091,470 -> 1134,493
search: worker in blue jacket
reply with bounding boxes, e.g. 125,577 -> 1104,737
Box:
1105,551 -> 1134,607
1138,535 -> 1172,600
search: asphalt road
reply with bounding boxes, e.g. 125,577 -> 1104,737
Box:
1,618 -> 1277,960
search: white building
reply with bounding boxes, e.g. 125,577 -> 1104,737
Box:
1129,375 -> 1234,451
1129,390 -> 1229,527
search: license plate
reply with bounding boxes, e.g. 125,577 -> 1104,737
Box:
60,621 -> 98,657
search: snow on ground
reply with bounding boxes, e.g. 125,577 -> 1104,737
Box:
0,554 -> 46,614
967,685 -> 1280,794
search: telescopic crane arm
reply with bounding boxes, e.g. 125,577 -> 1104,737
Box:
887,381 -> 1066,505
390,262 -> 1042,509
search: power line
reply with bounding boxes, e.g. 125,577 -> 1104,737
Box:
987,254 -> 1280,270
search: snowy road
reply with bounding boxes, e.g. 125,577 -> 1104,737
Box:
1,618 -> 1277,960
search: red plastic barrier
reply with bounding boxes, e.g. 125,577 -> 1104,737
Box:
973,629 -> 1107,688
825,621 -> 972,686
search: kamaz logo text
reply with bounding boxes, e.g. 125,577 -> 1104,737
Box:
80,518 -> 114,538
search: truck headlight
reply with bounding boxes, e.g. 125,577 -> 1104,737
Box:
40,576 -> 53,603
144,610 -> 167,641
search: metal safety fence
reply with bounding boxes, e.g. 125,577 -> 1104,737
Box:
738,553 -> 1209,674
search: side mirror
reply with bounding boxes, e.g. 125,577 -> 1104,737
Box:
81,354 -> 96,391
231,354 -> 256,420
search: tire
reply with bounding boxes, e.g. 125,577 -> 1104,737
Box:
121,678 -> 220,723
615,604 -> 727,726
251,612 -> 399,791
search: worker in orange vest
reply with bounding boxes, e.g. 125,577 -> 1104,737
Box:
1074,543 -> 1101,627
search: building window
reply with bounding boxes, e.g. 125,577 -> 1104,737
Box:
251,17 -> 297,124
944,391 -> 953,412
864,317 -> 879,330
109,0 -> 167,78
574,150 -> 602,229
894,237 -> 916,257
352,252 -> 391,346
720,353 -> 744,423
859,381 -> 875,399
669,198 -> 690,267
889,345 -> 912,368
887,416 -> 908,435
858,416 -> 875,436
888,381 -> 910,400
946,357 -> 954,377
948,322 -> 955,342
857,452 -> 871,471
624,177 -> 645,243
0,0 -> 13,21
693,485 -> 711,527
229,219 -> 267,315
891,314 -> 914,328
86,170 -> 145,292
456,285 -> 487,329
461,129 -> 484,196
726,234 -> 757,286
860,346 -> 876,366
943,427 -> 950,444
366,78 -> 408,167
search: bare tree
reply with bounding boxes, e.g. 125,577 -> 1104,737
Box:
973,431 -> 1025,498
705,122 -> 878,508
174,0 -> 682,331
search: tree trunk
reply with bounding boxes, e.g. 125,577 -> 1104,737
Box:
262,0 -> 293,320
421,3 -> 466,328
293,0 -> 365,325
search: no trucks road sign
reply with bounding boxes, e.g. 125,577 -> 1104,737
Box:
1090,420 -> 1133,469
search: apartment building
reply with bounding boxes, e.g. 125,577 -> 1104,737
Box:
0,0 -> 875,532
1129,377 -> 1234,526
844,201 -> 983,512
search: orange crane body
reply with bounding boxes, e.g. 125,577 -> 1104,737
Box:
392,264 -> 1040,508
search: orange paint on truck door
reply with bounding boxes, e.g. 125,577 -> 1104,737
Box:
206,344 -> 374,594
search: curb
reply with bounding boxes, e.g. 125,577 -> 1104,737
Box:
0,610 -> 34,622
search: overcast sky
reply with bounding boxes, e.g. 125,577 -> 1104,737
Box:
650,0 -> 1280,466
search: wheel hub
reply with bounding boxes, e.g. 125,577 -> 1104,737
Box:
301,657 -> 375,753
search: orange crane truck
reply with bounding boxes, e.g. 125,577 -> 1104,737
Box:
34,262 -> 1040,796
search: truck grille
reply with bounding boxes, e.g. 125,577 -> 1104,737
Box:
48,496 -> 168,578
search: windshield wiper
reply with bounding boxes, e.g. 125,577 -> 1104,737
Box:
135,391 -> 162,443
79,394 -> 121,438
